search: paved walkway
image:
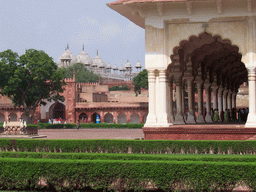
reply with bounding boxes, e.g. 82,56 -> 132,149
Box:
38,128 -> 144,139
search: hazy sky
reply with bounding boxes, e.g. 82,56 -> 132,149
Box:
0,0 -> 145,69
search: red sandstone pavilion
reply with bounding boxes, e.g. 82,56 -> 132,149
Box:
108,0 -> 256,140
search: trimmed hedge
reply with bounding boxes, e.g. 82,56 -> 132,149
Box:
2,151 -> 256,162
0,157 -> 256,191
1,139 -> 256,154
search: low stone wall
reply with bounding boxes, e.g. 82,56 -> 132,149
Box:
143,125 -> 256,140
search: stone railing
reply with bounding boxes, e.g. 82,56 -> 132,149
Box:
2,121 -> 38,135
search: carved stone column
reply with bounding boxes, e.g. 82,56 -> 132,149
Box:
232,92 -> 237,109
212,86 -> 218,111
196,81 -> 205,123
169,78 -> 175,123
174,76 -> 185,124
156,70 -> 171,127
245,67 -> 256,127
227,90 -> 232,110
218,86 -> 224,115
223,89 -> 228,111
182,81 -> 185,121
204,83 -> 213,123
144,70 -> 157,127
186,77 -> 196,124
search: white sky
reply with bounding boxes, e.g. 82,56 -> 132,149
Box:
0,0 -> 145,69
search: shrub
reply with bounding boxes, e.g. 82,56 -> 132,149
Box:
0,157 -> 256,191
0,139 -> 256,155
2,151 -> 256,162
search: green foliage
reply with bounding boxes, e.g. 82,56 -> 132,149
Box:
1,139 -> 256,155
109,84 -> 131,91
0,157 -> 256,191
3,151 -> 256,163
0,49 -> 65,122
132,69 -> 148,95
61,63 -> 99,83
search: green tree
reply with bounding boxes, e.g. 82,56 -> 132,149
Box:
0,49 -> 66,123
62,63 -> 99,83
109,85 -> 131,91
132,69 -> 148,95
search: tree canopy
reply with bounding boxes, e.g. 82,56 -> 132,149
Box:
109,85 -> 131,91
62,63 -> 99,83
132,69 -> 148,95
0,49 -> 66,122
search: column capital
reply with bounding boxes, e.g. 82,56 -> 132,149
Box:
223,89 -> 229,96
212,86 -> 218,91
247,68 -> 256,81
195,80 -> 203,86
147,70 -> 155,77
174,73 -> 183,85
186,76 -> 195,83
204,83 -> 211,89
159,70 -> 167,82
218,88 -> 224,96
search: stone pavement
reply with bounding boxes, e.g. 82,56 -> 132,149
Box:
38,128 -> 144,139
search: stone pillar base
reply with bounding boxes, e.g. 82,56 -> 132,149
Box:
197,114 -> 206,123
205,114 -> 213,123
144,113 -> 157,127
169,114 -> 175,124
245,113 -> 256,127
174,114 -> 185,124
186,114 -> 197,124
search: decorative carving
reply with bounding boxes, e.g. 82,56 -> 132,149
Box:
186,1 -> 193,15
217,0 -> 222,14
248,0 -> 252,12
157,3 -> 163,16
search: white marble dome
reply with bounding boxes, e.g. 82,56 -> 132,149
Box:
119,66 -> 125,71
113,64 -> 118,70
106,63 -> 112,69
135,61 -> 142,68
125,60 -> 132,68
77,50 -> 93,66
58,45 -> 77,67
93,53 -> 105,68
60,50 -> 71,60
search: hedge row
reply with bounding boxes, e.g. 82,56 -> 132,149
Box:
0,157 -> 256,191
2,151 -> 256,162
1,139 -> 256,154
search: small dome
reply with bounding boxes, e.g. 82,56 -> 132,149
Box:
70,53 -> 78,65
98,60 -> 106,68
113,64 -> 118,70
119,66 -> 125,71
93,54 -> 105,68
57,57 -> 62,67
77,50 -> 93,66
60,50 -> 71,60
106,63 -> 112,69
135,61 -> 142,68
125,60 -> 132,69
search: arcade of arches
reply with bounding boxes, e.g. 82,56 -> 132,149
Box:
77,110 -> 147,124
145,32 -> 250,127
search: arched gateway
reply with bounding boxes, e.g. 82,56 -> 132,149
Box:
108,0 -> 256,135
167,32 -> 247,125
